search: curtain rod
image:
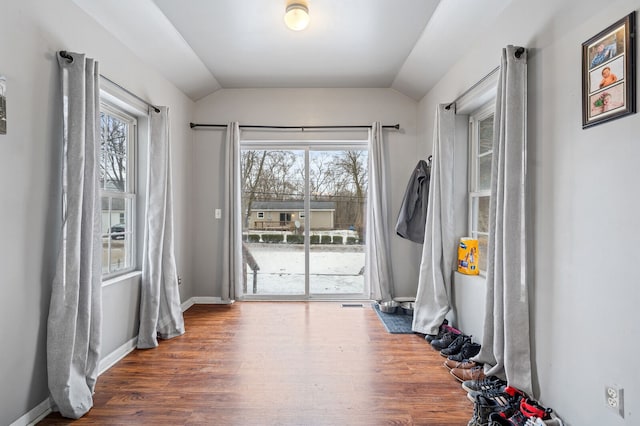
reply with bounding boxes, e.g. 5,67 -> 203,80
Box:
58,51 -> 161,113
445,46 -> 525,111
189,123 -> 400,131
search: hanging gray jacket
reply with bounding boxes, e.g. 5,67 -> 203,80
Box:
395,160 -> 430,243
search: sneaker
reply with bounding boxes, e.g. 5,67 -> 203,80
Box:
430,331 -> 460,350
487,392 -> 541,426
451,365 -> 485,382
440,334 -> 471,357
467,384 -> 506,402
519,398 -> 552,420
462,375 -> 507,393
468,394 -> 510,426
448,341 -> 481,362
469,385 -> 524,407
489,410 -> 527,426
444,359 -> 479,370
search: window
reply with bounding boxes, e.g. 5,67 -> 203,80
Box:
257,211 -> 264,219
100,102 -> 137,277
468,102 -> 494,272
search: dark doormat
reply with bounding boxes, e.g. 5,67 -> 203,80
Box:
371,303 -> 414,334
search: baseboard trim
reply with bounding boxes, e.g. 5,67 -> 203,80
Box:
16,297 -> 232,425
99,336 -> 138,375
10,397 -> 52,426
182,296 -> 234,311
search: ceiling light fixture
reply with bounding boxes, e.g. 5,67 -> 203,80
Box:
284,2 -> 310,31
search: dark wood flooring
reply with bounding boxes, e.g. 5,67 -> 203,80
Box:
39,302 -> 473,425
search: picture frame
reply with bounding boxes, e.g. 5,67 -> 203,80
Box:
0,76 -> 6,135
582,12 -> 636,128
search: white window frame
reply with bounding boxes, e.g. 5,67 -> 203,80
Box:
100,101 -> 137,279
257,211 -> 265,219
468,101 -> 495,273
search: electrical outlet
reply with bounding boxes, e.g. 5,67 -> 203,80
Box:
215,208 -> 222,219
605,385 -> 624,418
178,276 -> 183,286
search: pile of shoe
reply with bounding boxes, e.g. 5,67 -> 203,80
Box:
461,376 -> 564,426
426,321 -> 482,377
426,321 -> 564,425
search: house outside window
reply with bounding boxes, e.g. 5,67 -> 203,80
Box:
100,102 -> 136,277
468,102 -> 494,272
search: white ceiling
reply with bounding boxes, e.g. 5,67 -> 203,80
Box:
72,0 -> 513,101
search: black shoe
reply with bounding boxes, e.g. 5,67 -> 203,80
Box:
440,334 -> 471,357
430,331 -> 459,351
425,319 -> 449,343
425,334 -> 438,343
462,375 -> 507,394
447,341 -> 481,362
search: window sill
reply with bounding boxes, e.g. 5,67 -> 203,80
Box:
453,270 -> 487,281
102,270 -> 142,288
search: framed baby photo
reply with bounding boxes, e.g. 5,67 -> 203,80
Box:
582,12 -> 636,128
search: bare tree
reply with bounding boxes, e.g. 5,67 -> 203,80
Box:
309,151 -> 338,199
99,112 -> 127,191
241,150 -> 268,226
240,148 -> 368,236
334,150 -> 368,237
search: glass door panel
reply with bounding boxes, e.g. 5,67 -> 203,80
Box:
241,149 -> 306,296
308,150 -> 367,296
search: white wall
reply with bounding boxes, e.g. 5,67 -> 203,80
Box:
192,88 -> 422,299
0,1 -> 195,424
418,0 -> 640,423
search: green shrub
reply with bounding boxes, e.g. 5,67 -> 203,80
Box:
247,234 -> 261,243
321,235 -> 332,244
310,235 -> 320,244
332,236 -> 343,244
287,234 -> 304,244
262,234 -> 284,243
346,237 -> 358,245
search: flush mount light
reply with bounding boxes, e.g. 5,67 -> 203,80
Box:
284,2 -> 310,31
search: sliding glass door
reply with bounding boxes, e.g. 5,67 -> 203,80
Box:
240,141 -> 368,299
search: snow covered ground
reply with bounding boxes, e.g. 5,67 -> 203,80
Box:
244,243 -> 365,295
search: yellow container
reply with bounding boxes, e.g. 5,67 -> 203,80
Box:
457,238 -> 479,275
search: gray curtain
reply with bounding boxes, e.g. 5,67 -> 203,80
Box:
474,46 -> 531,395
137,107 -> 185,348
221,122 -> 243,301
47,51 -> 102,419
412,105 -> 456,335
367,122 -> 395,301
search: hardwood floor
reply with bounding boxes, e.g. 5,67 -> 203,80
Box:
40,302 -> 473,425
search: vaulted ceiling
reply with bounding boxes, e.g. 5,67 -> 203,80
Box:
72,0 -> 513,101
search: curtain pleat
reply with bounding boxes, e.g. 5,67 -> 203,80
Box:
474,46 -> 532,395
137,107 -> 185,349
47,51 -> 102,419
412,105 -> 456,335
221,122 -> 243,301
366,122 -> 395,301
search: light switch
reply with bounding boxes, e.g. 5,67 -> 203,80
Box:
215,208 -> 222,219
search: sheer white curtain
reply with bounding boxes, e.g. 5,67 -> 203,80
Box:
367,122 -> 395,301
137,107 -> 185,349
412,105 -> 456,335
47,51 -> 102,419
474,46 -> 531,395
221,122 -> 243,301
